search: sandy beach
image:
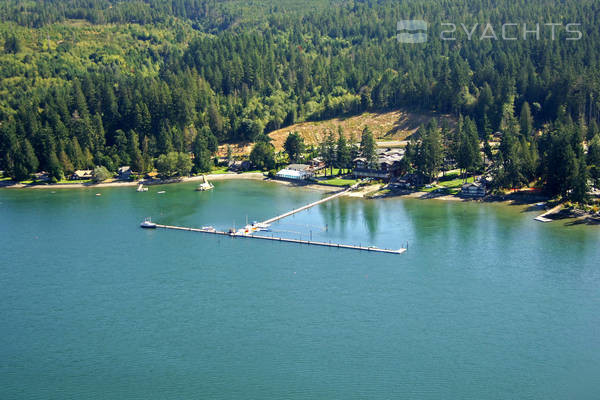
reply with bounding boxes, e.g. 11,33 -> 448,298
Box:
0,172 -> 268,190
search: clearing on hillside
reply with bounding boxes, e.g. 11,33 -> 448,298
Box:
218,109 -> 454,156
268,109 -> 453,151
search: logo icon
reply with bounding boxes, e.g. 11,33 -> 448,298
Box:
397,20 -> 428,43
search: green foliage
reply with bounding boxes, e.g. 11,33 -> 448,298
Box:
283,132 -> 305,163
0,0 -> 599,202
415,120 -> 443,182
359,126 -> 377,168
456,117 -> 481,178
156,152 -> 192,177
92,165 -> 111,182
3,34 -> 21,54
336,127 -> 351,172
320,130 -> 337,175
249,142 -> 275,170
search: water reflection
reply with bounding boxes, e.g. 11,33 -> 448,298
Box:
318,197 -> 381,239
361,200 -> 380,240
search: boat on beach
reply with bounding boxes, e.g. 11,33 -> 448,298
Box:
196,175 -> 214,191
136,183 -> 148,192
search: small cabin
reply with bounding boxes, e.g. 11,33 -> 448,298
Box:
71,170 -> 93,180
229,160 -> 251,172
118,166 -> 132,180
461,182 -> 486,198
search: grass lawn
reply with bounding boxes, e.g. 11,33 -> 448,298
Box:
437,175 -> 474,188
209,167 -> 231,174
315,168 -> 353,178
53,179 -> 93,184
417,175 -> 474,193
438,171 -> 461,181
318,177 -> 359,186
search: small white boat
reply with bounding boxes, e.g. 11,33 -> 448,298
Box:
136,183 -> 148,192
252,221 -> 271,231
196,175 -> 214,191
95,193 -> 101,196
140,217 -> 157,229
157,190 -> 165,194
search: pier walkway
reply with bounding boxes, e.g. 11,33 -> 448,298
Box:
154,224 -> 406,255
261,185 -> 355,225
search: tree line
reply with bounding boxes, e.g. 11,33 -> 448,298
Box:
0,0 -> 599,199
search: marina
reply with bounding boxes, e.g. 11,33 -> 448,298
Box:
142,182 -> 406,254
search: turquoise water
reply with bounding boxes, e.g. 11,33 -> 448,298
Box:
1,180 -> 599,399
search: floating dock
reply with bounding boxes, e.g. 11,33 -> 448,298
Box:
534,204 -> 562,223
154,224 -> 406,255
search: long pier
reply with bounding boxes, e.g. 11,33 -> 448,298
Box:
154,224 -> 406,255
261,185 -> 355,225
145,181 -> 406,255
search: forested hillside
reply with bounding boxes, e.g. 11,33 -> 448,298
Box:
1,0 -> 600,200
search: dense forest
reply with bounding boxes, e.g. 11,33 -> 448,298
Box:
1,0 -> 600,201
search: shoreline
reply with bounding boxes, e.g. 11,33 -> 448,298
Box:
0,172 -> 340,193
3,174 -> 598,223
0,172 -> 268,190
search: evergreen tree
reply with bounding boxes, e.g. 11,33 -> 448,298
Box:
359,126 -> 377,169
127,130 -> 144,172
457,117 -> 481,179
192,134 -> 213,173
321,130 -> 336,176
283,132 -> 305,163
586,134 -> 600,187
249,141 -> 275,170
336,127 -> 350,173
571,156 -> 588,203
417,120 -> 443,182
520,102 -> 534,137
3,34 -> 21,54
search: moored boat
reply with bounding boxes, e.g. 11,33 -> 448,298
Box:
196,175 -> 214,191
140,217 -> 157,229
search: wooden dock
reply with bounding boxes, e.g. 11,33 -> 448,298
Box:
534,204 -> 562,223
154,224 -> 406,255
261,185 -> 355,225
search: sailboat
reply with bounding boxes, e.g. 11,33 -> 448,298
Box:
195,175 -> 214,191
136,182 -> 148,192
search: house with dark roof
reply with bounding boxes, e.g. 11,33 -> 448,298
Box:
118,166 -> 132,180
460,182 -> 486,198
353,148 -> 405,179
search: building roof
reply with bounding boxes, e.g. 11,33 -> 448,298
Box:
276,168 -> 311,179
462,182 -> 485,189
118,166 -> 131,173
73,170 -> 93,177
287,164 -> 312,171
